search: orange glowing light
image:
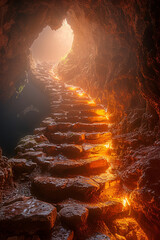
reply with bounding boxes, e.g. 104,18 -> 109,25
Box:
88,100 -> 95,105
68,86 -> 77,91
104,143 -> 110,148
77,91 -> 84,97
95,109 -> 106,116
122,197 -> 130,207
104,141 -> 112,149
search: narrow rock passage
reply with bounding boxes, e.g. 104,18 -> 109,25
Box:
0,64 -> 148,240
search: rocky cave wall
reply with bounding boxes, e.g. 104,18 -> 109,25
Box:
58,0 -> 160,125
0,0 -> 160,237
0,0 -> 72,100
0,0 -> 160,121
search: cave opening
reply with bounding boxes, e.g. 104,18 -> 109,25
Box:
30,19 -> 74,65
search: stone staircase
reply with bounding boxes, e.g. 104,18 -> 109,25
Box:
0,64 -> 148,240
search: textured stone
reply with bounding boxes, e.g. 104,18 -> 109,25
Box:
112,218 -> 148,239
72,123 -> 108,132
59,204 -> 89,228
58,199 -> 123,220
32,176 -> 100,202
8,158 -> 36,174
0,198 -> 57,234
51,225 -> 74,240
48,156 -> 109,176
47,132 -> 85,144
86,233 -> 110,240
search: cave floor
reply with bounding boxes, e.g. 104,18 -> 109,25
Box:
0,64 -> 148,240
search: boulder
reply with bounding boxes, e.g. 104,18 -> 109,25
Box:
0,198 -> 57,235
59,204 -> 89,228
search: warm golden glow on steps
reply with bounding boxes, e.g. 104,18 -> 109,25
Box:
37,65 -> 148,238
88,100 -> 95,105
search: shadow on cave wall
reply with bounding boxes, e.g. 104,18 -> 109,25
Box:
0,71 -> 50,157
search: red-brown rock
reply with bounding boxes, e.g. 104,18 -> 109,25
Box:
0,198 -> 57,235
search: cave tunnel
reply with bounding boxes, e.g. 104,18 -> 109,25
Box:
0,1 -> 160,240
0,18 -> 74,157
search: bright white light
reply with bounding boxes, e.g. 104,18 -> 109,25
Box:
30,19 -> 74,64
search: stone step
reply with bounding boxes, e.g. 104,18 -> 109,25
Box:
17,150 -> 46,160
50,108 -> 106,117
47,156 -> 109,176
62,95 -> 89,101
58,199 -> 123,221
46,132 -> 85,144
32,176 -> 103,202
59,204 -> 89,230
59,99 -> 90,105
8,158 -> 37,175
41,143 -> 83,158
51,115 -> 108,124
0,198 -> 57,236
85,132 -> 112,143
46,122 -> 108,133
34,143 -> 111,159
50,103 -> 101,111
50,93 -> 89,102
46,131 -> 111,144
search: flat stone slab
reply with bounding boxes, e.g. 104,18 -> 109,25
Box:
8,158 -> 37,174
46,123 -> 72,132
17,151 -> 46,160
48,157 -> 109,176
72,123 -> 108,132
0,198 -> 57,235
59,204 -> 89,228
57,144 -> 83,158
32,176 -> 100,202
82,144 -> 111,157
40,144 -> 83,158
85,132 -> 112,143
47,132 -> 85,144
58,199 -> 123,219
46,122 -> 108,133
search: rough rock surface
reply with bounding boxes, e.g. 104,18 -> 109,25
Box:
0,198 -> 57,235
0,61 -> 158,239
86,233 -> 111,240
1,3 -> 159,235
0,148 -> 12,199
59,204 -> 89,228
32,175 -> 101,202
0,0 -> 159,120
51,225 -> 74,240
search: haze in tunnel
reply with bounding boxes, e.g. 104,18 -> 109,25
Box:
30,19 -> 74,64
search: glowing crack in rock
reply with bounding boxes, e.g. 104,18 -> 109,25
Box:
88,100 -> 95,105
122,197 -> 130,207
